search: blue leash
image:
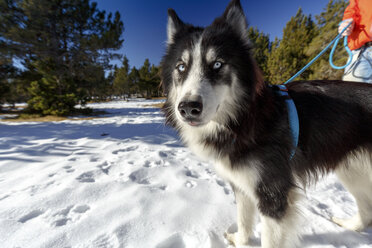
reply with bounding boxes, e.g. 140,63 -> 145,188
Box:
283,21 -> 353,84
276,21 -> 353,159
329,35 -> 353,69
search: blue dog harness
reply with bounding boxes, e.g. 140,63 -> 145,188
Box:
272,84 -> 299,159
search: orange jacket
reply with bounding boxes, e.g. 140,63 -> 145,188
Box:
343,0 -> 372,50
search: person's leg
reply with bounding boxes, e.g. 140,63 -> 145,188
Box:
343,47 -> 372,83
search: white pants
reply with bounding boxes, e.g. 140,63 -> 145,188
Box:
343,46 -> 372,83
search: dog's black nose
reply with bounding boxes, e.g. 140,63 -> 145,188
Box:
178,100 -> 203,119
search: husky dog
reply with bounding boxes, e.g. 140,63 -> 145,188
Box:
160,0 -> 372,247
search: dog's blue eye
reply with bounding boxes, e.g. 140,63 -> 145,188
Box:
213,61 -> 222,70
177,64 -> 186,72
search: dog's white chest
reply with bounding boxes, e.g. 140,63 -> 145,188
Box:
213,159 -> 259,197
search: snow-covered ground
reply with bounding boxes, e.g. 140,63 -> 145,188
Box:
0,99 -> 371,248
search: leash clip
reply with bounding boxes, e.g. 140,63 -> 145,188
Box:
274,84 -> 289,92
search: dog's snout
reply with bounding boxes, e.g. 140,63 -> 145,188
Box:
178,99 -> 203,119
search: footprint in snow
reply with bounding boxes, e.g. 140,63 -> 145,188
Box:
216,179 -> 232,195
158,185 -> 168,191
112,146 -> 139,155
97,161 -> 111,175
205,168 -> 213,175
143,161 -> 151,168
216,179 -> 226,187
76,172 -> 95,183
185,170 -> 200,179
18,209 -> 44,223
73,204 -> 90,214
143,160 -> 163,168
53,218 -> 71,227
50,205 -> 90,227
317,202 -> 329,210
90,157 -> 99,162
224,187 -> 232,195
63,165 -> 75,173
158,151 -> 168,158
129,169 -> 151,185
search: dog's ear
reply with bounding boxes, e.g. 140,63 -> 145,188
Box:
222,0 -> 248,38
167,9 -> 184,44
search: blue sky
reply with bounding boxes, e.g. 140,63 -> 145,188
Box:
94,0 -> 340,69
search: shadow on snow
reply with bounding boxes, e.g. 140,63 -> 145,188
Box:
0,106 -> 181,158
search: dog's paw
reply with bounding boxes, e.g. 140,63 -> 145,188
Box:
224,231 -> 235,245
331,215 -> 365,232
224,231 -> 249,247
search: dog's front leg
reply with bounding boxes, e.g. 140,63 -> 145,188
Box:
258,189 -> 300,248
225,186 -> 256,246
260,215 -> 293,248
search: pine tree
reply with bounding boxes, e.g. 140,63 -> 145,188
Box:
149,64 -> 161,97
113,56 -> 130,99
138,59 -> 152,97
247,27 -> 271,82
138,59 -> 161,98
267,9 -> 316,84
306,0 -> 348,80
84,64 -> 107,101
0,55 -> 13,107
128,66 -> 140,96
0,0 -> 124,115
0,5 -> 15,107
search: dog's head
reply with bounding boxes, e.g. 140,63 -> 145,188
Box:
161,0 -> 263,131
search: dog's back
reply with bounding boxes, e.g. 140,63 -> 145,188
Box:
288,80 -> 372,178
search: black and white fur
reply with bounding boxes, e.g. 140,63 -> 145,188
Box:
160,0 -> 372,247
